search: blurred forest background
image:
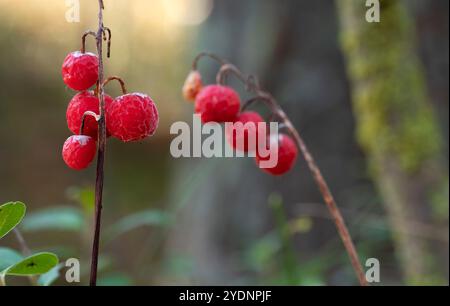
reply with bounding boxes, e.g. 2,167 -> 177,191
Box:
0,0 -> 448,286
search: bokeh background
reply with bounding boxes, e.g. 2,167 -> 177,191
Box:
0,0 -> 448,286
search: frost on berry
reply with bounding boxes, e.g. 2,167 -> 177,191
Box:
256,134 -> 298,176
183,70 -> 203,102
225,111 -> 265,153
107,93 -> 159,142
62,51 -> 99,91
62,135 -> 97,170
195,85 -> 241,123
66,91 -> 113,138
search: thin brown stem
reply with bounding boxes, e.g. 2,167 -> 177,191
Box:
13,229 -> 31,256
13,229 -> 38,286
192,52 -> 227,70
216,64 -> 246,86
242,96 -> 280,118
81,31 -> 96,53
103,76 -> 128,94
102,27 -> 112,58
196,53 -> 368,286
89,0 -> 107,287
282,112 -> 368,286
80,111 -> 100,136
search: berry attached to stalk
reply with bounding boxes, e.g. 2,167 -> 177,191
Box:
107,93 -> 159,142
62,51 -> 99,91
226,111 -> 265,153
256,134 -> 298,176
195,85 -> 241,123
183,70 -> 203,102
62,135 -> 97,170
66,91 -> 113,138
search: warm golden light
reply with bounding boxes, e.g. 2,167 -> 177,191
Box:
162,0 -> 213,25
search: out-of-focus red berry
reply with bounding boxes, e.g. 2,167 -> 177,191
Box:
255,134 -> 298,176
225,111 -> 265,153
183,70 -> 203,102
195,85 -> 241,123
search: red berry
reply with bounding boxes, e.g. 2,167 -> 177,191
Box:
256,134 -> 298,176
66,91 -> 113,138
62,51 -> 99,91
225,111 -> 265,152
107,93 -> 159,142
62,135 -> 97,170
195,85 -> 241,123
183,70 -> 203,102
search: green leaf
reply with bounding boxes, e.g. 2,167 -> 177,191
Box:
106,210 -> 172,241
0,202 -> 26,239
21,207 -> 84,232
0,248 -> 24,272
38,264 -> 62,286
2,252 -> 58,276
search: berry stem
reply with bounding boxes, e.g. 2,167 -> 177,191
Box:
196,53 -> 368,286
242,96 -> 280,118
102,27 -> 112,58
13,229 -> 31,256
103,76 -> 128,94
279,108 -> 368,286
192,52 -> 227,70
13,229 -> 39,286
89,0 -> 107,287
80,111 -> 100,136
81,31 -> 96,54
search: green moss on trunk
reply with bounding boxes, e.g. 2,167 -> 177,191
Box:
339,0 -> 442,173
337,0 -> 448,285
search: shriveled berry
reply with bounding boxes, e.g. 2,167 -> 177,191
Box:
62,51 -> 99,91
195,85 -> 241,123
225,111 -> 265,152
107,93 -> 159,142
183,70 -> 203,102
256,134 -> 298,176
62,135 -> 97,170
66,91 -> 113,138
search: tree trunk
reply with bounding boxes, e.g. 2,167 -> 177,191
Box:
337,0 -> 448,285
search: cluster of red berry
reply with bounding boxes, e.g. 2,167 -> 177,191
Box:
61,50 -> 159,170
183,70 -> 298,176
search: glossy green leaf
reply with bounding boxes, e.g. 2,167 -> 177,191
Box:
0,248 -> 24,272
0,202 -> 26,239
21,207 -> 84,232
3,252 -> 58,276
